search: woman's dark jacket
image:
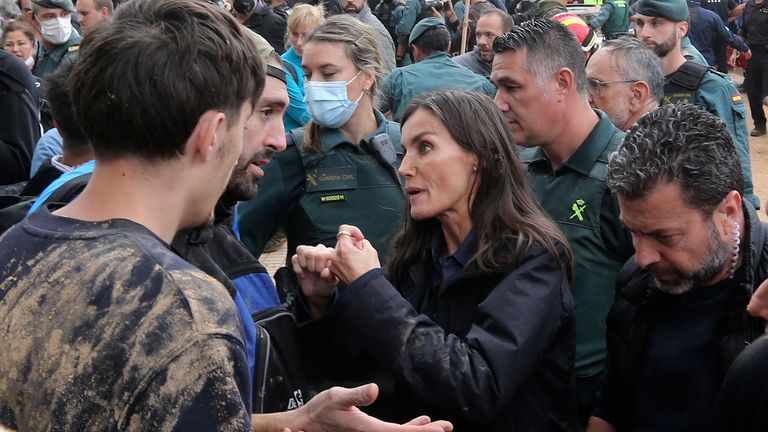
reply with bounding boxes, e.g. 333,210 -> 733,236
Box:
301,238 -> 576,431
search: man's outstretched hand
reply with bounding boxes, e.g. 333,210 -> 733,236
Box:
266,383 -> 453,432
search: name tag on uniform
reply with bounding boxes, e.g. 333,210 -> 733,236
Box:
320,193 -> 346,203
305,167 -> 357,192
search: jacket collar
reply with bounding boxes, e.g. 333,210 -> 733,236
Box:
527,110 -> 621,176
741,200 -> 766,296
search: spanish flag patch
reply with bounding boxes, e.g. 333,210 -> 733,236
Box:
732,94 -> 743,103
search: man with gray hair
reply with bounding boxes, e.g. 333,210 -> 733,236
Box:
585,36 -> 664,131
588,103 -> 768,432
491,18 -> 633,426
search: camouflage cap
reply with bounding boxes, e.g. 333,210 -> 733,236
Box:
32,0 -> 76,12
635,0 -> 689,22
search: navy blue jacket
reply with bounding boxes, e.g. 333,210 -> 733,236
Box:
688,4 -> 749,66
301,236 -> 576,431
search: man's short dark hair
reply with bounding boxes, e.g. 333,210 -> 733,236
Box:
479,8 -> 514,33
413,26 -> 450,55
493,19 -> 588,95
606,104 -> 744,215
44,60 -> 90,155
70,0 -> 264,162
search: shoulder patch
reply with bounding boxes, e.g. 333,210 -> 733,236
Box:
732,93 -> 743,104
67,45 -> 79,52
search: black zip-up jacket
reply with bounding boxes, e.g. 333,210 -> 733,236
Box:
243,4 -> 287,54
739,0 -> 768,46
0,51 -> 40,186
592,202 -> 768,430
301,239 -> 576,431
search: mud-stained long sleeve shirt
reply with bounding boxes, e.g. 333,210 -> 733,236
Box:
0,206 -> 252,432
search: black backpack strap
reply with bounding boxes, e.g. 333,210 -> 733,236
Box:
45,172 -> 92,205
283,60 -> 299,84
667,60 -> 710,91
0,171 -> 91,235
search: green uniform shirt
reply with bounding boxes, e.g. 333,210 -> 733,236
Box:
664,66 -> 760,209
589,0 -> 630,38
681,36 -> 708,65
237,110 -> 405,263
378,51 -> 496,122
33,31 -> 81,78
521,111 -> 633,378
395,0 -> 422,45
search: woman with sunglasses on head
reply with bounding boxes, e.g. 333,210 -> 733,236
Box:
293,89 -> 577,431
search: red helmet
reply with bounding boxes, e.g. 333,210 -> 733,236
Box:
551,12 -> 597,53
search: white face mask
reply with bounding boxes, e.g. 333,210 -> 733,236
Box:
24,55 -> 34,68
39,17 -> 72,45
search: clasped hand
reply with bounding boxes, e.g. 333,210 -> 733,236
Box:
291,224 -> 381,317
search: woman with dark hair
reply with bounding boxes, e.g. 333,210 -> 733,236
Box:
293,89 -> 576,431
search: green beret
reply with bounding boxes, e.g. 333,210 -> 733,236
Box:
635,0 -> 689,21
408,17 -> 446,46
32,0 -> 75,12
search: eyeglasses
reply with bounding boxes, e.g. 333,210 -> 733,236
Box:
587,78 -> 639,96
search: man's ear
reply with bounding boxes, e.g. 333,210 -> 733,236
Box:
716,190 -> 743,234
186,109 -> 227,162
553,66 -> 575,100
628,81 -> 651,112
411,44 -> 420,61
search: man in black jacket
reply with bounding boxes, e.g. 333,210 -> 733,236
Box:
234,0 -> 288,53
588,104 -> 768,432
0,50 -> 40,186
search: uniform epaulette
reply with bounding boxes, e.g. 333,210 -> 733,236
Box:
708,68 -> 729,79
67,45 -> 79,52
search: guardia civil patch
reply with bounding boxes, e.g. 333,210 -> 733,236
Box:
305,166 -> 357,192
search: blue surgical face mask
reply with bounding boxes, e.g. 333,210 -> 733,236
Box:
304,71 -> 363,129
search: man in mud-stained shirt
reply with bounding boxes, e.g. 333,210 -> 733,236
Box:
0,0 -> 265,430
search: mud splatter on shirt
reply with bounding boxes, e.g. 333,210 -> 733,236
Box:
0,207 -> 252,431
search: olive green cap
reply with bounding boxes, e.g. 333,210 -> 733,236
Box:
32,0 -> 75,12
635,0 -> 689,22
408,17 -> 446,46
